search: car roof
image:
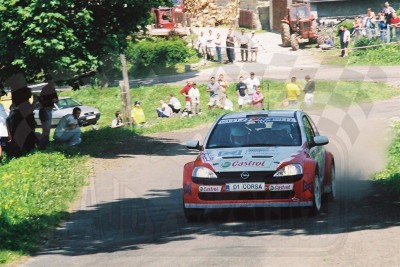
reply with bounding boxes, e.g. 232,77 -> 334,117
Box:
220,110 -> 301,119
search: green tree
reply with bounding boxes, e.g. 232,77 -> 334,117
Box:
0,0 -> 167,84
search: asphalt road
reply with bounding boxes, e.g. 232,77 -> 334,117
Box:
21,31 -> 400,267
21,94 -> 400,266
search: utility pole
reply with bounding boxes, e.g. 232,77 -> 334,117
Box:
120,54 -> 132,125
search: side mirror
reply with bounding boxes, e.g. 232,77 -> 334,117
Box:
313,135 -> 329,146
186,140 -> 202,150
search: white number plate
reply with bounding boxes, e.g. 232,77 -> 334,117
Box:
86,115 -> 96,120
225,183 -> 265,192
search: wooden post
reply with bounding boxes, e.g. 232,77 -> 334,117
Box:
120,54 -> 132,125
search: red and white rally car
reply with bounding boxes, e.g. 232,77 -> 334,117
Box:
182,110 -> 335,220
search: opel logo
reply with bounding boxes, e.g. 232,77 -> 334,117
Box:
240,172 -> 250,180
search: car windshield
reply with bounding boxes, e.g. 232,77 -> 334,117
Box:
206,116 -> 302,148
57,98 -> 82,109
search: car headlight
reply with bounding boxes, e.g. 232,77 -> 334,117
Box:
274,164 -> 303,177
192,166 -> 217,179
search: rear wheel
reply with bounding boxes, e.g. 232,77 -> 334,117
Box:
327,164 -> 336,201
281,23 -> 291,47
290,34 -> 299,51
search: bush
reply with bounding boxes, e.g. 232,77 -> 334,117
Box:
354,37 -> 382,48
126,38 -> 197,69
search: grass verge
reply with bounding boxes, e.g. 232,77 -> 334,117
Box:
0,79 -> 399,265
373,121 -> 400,193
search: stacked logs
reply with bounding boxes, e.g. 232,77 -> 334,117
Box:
185,0 -> 239,27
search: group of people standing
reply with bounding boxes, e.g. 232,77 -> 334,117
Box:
284,75 -> 315,108
198,28 -> 261,64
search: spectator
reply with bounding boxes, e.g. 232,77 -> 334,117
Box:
252,86 -> 264,110
238,28 -> 249,62
367,8 -> 376,35
236,76 -> 250,109
111,111 -> 124,128
320,36 -> 334,50
0,102 -> 11,163
244,72 -> 260,101
218,74 -> 229,109
226,29 -> 235,64
180,80 -> 192,115
378,12 -> 387,41
343,25 -> 351,57
156,100 -> 173,118
390,12 -> 400,41
206,77 -> 220,110
131,100 -> 146,126
249,31 -> 260,62
37,81 -> 58,148
215,32 -> 222,63
167,94 -> 181,114
197,32 -> 207,61
206,29 -> 215,61
382,1 -> 395,25
53,107 -> 82,146
338,25 -> 345,57
303,75 -> 315,108
188,83 -> 200,115
285,77 -> 301,106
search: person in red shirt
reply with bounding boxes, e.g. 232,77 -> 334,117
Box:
180,80 -> 192,114
390,12 -> 400,41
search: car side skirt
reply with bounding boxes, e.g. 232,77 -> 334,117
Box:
185,201 -> 313,209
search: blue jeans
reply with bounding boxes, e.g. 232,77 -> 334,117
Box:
216,47 -> 222,63
39,108 -> 52,147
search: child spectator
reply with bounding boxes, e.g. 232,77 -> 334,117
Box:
180,80 -> 192,114
131,100 -> 146,126
167,94 -> 181,114
111,111 -> 124,128
156,100 -> 173,118
252,86 -> 264,110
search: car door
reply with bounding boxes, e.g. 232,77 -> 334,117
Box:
302,115 -> 325,180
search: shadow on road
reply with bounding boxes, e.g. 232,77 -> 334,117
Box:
35,179 -> 400,257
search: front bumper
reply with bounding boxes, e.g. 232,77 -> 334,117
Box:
185,202 -> 313,209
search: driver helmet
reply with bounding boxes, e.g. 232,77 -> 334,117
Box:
230,125 -> 248,146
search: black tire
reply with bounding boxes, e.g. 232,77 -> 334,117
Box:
183,202 -> 204,222
326,163 -> 336,201
307,171 -> 322,216
291,34 -> 299,51
281,23 -> 291,47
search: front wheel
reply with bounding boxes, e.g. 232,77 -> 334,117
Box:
291,34 -> 299,51
327,164 -> 336,201
308,172 -> 322,216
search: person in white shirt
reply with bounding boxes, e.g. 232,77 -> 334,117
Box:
188,83 -> 200,115
244,72 -> 260,100
249,31 -> 260,62
156,100 -> 173,118
343,25 -> 351,57
54,107 -> 82,146
198,32 -> 207,60
111,111 -> 124,128
167,94 -> 181,114
214,32 -> 222,63
206,29 -> 215,61
0,103 -> 11,163
238,28 -> 250,62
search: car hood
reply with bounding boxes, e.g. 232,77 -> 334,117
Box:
75,105 -> 100,114
199,146 -> 304,172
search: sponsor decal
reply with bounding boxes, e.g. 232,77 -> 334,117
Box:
218,117 -> 296,125
231,161 -> 266,167
269,184 -> 293,191
225,183 -> 265,192
221,162 -> 231,168
303,180 -> 313,193
199,186 -> 222,192
183,183 -> 192,195
246,148 -> 278,154
218,118 -> 250,124
200,152 -> 214,162
218,150 -> 242,157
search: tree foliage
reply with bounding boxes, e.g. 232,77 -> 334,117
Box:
0,0 -> 167,84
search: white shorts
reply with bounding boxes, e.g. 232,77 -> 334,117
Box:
238,95 -> 251,106
208,95 -> 219,106
304,93 -> 314,107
